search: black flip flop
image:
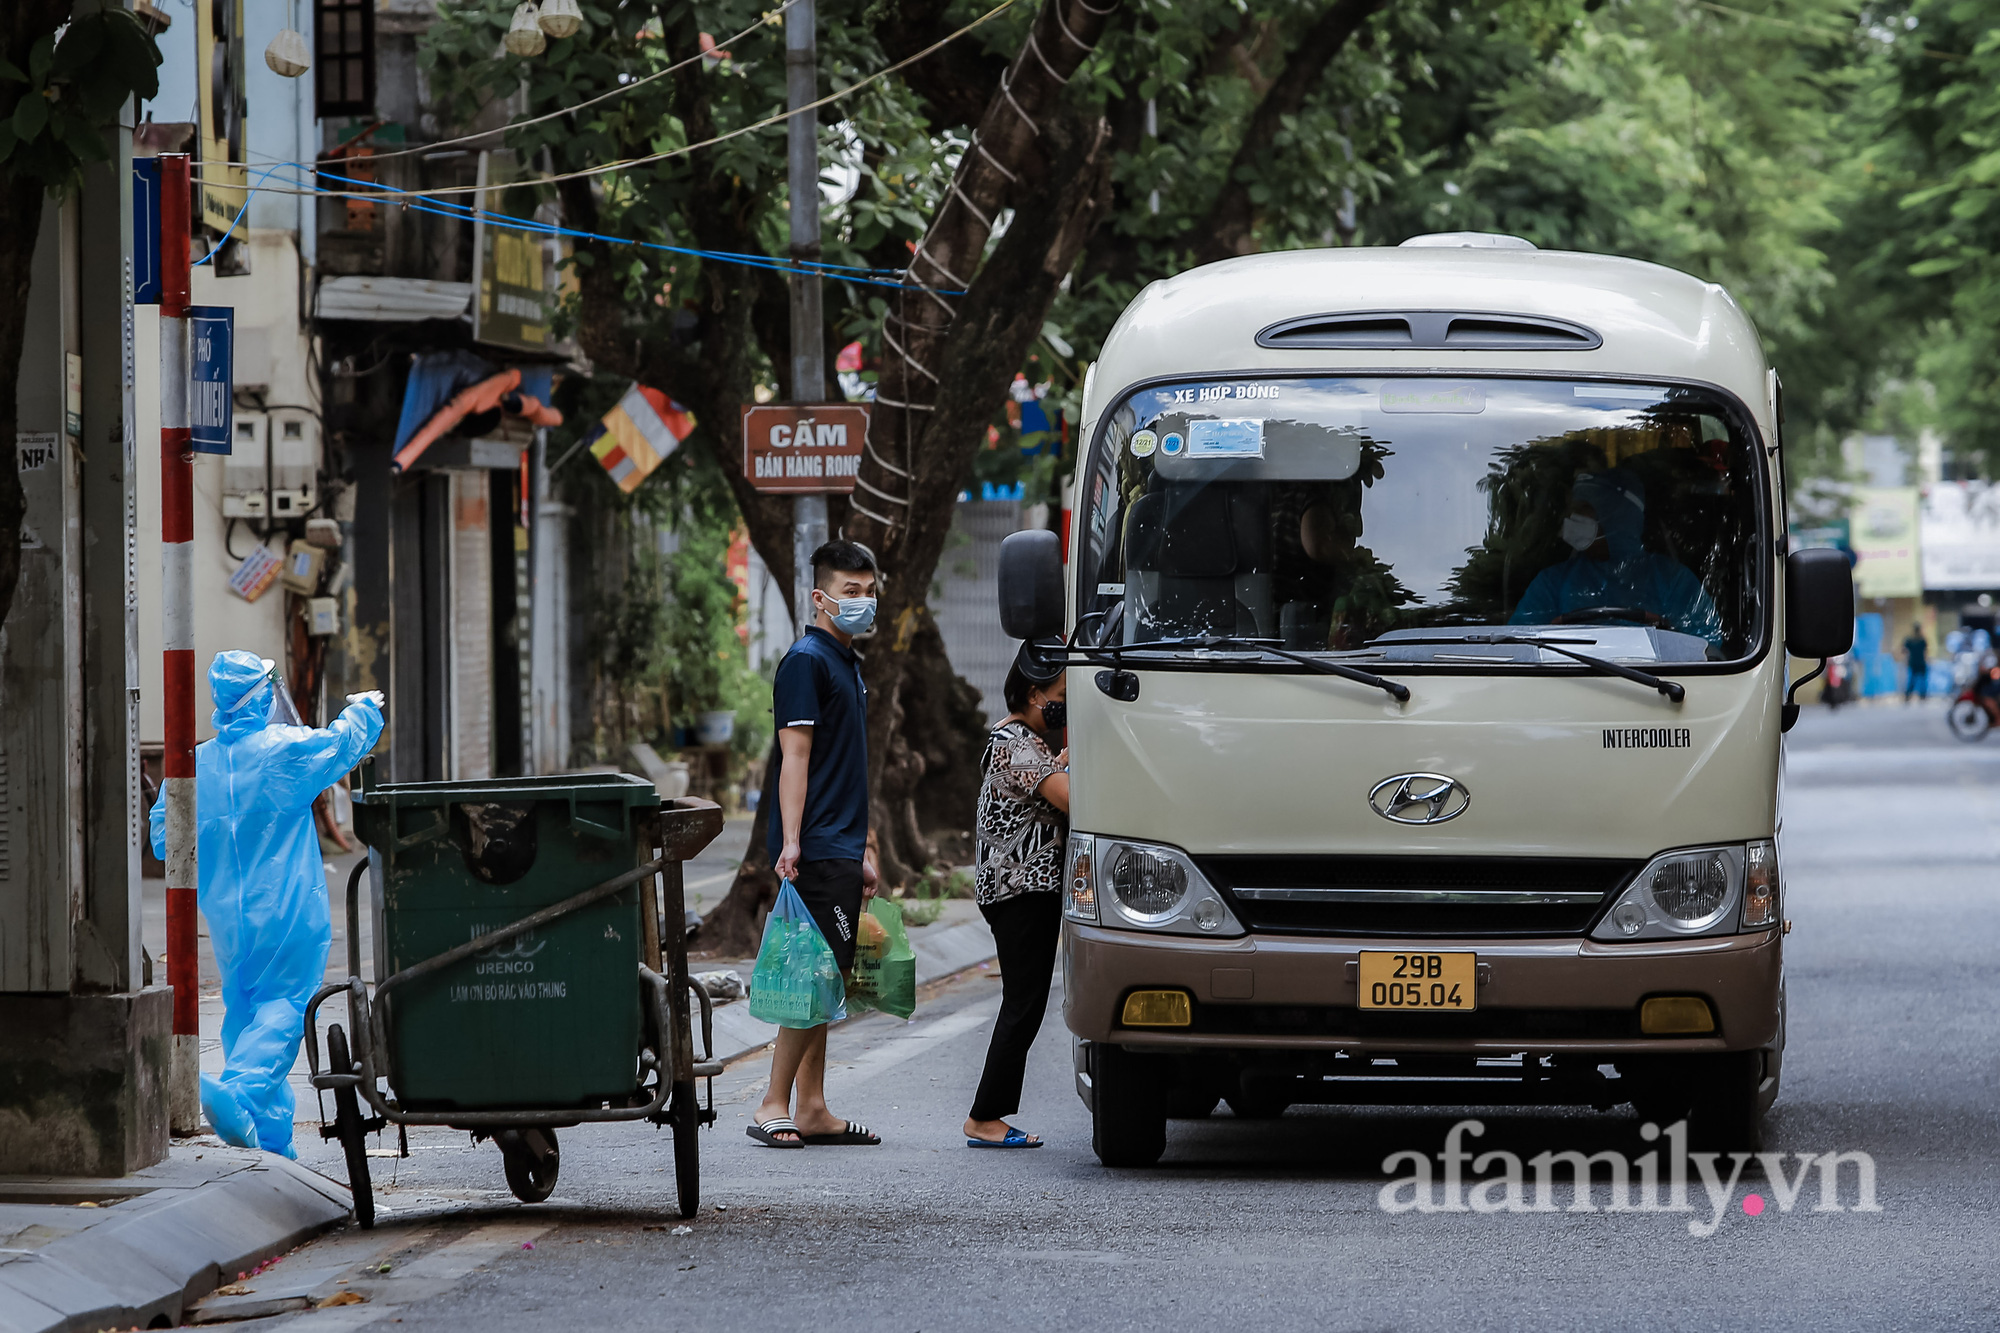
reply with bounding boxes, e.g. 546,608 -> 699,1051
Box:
801,1120 -> 881,1146
747,1116 -> 805,1148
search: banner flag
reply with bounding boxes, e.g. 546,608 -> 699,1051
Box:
586,383 -> 695,492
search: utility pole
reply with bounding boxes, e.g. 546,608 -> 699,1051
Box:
159,153 -> 201,1133
786,0 -> 827,634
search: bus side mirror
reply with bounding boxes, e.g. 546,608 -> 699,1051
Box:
998,529 -> 1066,641
1785,548 -> 1854,660
1782,548 -> 1854,733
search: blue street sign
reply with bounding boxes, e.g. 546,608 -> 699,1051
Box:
188,306 -> 233,454
133,157 -> 161,306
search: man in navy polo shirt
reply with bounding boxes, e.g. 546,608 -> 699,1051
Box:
749,539 -> 883,1149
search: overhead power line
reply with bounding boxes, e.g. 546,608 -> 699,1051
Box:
195,159 -> 955,292
193,0 -> 1027,200
340,0 -> 810,166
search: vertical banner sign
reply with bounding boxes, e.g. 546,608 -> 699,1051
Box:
133,156 -> 162,305
741,403 -> 871,494
195,0 -> 248,232
1851,486 -> 1921,599
472,151 -> 556,353
187,306 -> 234,454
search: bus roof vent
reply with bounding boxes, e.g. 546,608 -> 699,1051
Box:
1254,310 -> 1603,352
1399,232 -> 1538,249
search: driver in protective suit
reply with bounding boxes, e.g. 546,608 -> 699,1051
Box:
1509,468 -> 1723,647
149,651 -> 384,1157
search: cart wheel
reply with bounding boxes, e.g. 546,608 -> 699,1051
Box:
670,1079 -> 700,1219
326,1025 -> 375,1230
497,1127 -> 560,1203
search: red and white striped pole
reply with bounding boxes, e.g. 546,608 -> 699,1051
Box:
159,153 -> 201,1134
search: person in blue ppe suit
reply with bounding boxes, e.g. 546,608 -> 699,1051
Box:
1510,468 -> 1724,648
149,651 -> 384,1157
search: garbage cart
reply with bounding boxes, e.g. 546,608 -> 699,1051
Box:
306,764 -> 725,1225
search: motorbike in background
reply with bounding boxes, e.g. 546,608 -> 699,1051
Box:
1947,666 -> 2000,741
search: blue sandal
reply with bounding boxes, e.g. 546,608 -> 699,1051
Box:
967,1126 -> 1042,1149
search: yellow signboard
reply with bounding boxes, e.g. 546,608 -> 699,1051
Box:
1852,486 -> 1921,598
473,152 -> 559,353
195,0 -> 247,232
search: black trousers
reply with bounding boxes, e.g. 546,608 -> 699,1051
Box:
968,891 -> 1063,1122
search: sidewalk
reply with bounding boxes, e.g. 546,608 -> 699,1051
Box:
29,823 -> 998,1333
0,1146 -> 349,1333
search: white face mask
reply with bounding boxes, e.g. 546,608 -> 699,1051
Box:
1561,513 -> 1601,552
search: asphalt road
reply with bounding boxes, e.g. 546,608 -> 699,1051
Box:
248,700 -> 2000,1332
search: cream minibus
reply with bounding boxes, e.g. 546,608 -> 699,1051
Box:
997,233 -> 1854,1166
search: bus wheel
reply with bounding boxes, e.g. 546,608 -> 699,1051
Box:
1688,1051 -> 1764,1153
1090,1044 -> 1167,1168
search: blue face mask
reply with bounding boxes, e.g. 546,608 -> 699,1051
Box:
818,593 -> 877,635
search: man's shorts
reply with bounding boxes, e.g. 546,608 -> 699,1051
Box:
790,858 -> 865,972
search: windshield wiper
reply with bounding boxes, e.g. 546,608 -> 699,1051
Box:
1370,632 -> 1684,703
1034,635 -> 1409,702
1178,637 -> 1411,702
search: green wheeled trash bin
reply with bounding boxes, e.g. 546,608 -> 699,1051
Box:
309,765 -> 723,1225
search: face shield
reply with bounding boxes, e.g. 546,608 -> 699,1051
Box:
229,658 -> 303,728
267,676 -> 303,727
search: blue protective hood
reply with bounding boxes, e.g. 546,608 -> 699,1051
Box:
210,650 -> 276,734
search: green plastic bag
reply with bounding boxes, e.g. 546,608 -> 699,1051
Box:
748,882 -> 847,1028
846,898 -> 917,1020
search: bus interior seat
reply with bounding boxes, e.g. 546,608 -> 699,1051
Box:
1125,480 -> 1274,639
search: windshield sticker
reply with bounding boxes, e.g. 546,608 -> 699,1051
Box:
1130,429 -> 1157,458
1603,727 -> 1693,750
1160,431 -> 1186,456
1381,384 -> 1487,414
1167,384 -> 1282,405
1188,418 -> 1265,458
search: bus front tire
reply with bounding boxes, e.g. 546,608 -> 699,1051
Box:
1089,1044 -> 1167,1168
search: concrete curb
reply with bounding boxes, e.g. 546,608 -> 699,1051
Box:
704,912 -> 998,1066
0,1148 -> 350,1333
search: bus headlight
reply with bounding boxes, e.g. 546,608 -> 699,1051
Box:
1590,844 -> 1752,942
1067,834 -> 1244,937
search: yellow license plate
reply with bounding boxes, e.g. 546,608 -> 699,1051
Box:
1358,951 -> 1477,1011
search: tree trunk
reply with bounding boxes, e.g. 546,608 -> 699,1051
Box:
0,0 -> 71,633
838,0 -> 1123,889
853,105 -> 1115,888
695,0 -> 1123,943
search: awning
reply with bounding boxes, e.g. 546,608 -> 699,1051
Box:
317,275 -> 473,322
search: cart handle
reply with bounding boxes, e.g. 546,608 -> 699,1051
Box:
370,853 -> 670,1010
345,859 -> 368,984
687,977 -> 713,1062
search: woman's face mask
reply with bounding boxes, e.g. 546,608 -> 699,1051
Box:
1560,512 -> 1601,552
815,591 -> 877,635
1037,697 -> 1067,733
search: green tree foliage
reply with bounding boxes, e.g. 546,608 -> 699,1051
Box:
0,7 -> 161,187
1873,0 -> 2000,467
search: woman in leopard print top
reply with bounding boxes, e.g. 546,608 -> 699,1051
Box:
964,641 -> 1068,1149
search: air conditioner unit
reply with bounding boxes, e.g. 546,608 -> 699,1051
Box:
221,411 -> 319,519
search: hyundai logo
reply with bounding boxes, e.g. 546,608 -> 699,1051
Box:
1368,773 -> 1471,825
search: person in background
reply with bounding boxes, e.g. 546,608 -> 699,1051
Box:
749,540 -> 883,1149
1903,624 -> 1931,704
964,640 -> 1070,1149
148,652 -> 384,1157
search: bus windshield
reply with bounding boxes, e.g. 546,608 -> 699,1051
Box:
1074,376 -> 1768,666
